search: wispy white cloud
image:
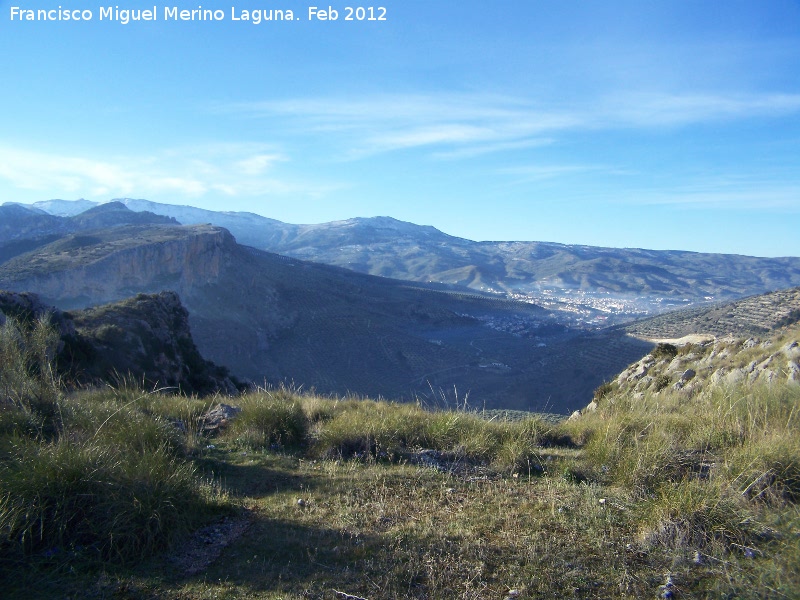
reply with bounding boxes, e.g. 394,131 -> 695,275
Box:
229,90 -> 800,159
432,138 -> 555,160
0,144 -> 329,201
497,163 -> 626,184
598,92 -> 800,128
228,93 -> 578,158
235,153 -> 286,176
628,182 -> 800,212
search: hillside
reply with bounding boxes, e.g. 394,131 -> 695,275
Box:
27,198 -> 800,302
0,211 -> 652,412
580,321 -> 800,412
3,232 -> 800,598
623,286 -> 800,340
3,321 -> 798,599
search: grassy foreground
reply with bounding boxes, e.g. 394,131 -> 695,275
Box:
1,318 -> 799,598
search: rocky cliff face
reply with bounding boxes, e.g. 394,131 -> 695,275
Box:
0,225 -> 232,308
0,290 -> 241,395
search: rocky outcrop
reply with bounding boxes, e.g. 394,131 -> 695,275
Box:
580,323 -> 800,412
0,289 -> 242,396
198,403 -> 242,435
0,290 -> 75,337
68,291 -> 242,395
0,225 -> 232,308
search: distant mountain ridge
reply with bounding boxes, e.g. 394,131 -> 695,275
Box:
0,201 -> 177,264
20,198 -> 800,302
4,200 -> 800,412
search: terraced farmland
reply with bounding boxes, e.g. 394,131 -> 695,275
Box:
624,287 -> 800,340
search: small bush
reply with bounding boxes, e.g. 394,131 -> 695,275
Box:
726,433 -> 800,505
0,334 -> 223,569
592,381 -> 614,402
493,418 -> 547,474
312,400 -> 429,459
653,374 -> 672,392
299,393 -> 338,423
0,315 -> 61,418
0,403 -> 39,440
424,411 -> 496,456
637,480 -> 756,555
652,342 -> 678,360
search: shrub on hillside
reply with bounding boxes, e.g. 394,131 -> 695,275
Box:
652,342 -> 678,360
0,436 -> 206,563
592,381 -> 614,402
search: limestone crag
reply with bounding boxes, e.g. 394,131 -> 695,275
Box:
0,289 -> 241,395
69,291 -> 242,394
0,225 -> 231,308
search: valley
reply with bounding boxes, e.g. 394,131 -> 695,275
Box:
2,199 -> 800,414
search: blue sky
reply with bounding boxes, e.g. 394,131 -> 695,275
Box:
1,1 -> 799,256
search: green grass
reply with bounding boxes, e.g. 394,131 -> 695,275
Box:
221,388 -> 308,451
0,318 -> 227,589
1,320 -> 799,598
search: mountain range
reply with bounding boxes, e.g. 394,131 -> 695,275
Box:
3,199 -> 800,413
25,198 -> 800,302
1,202 -> 658,412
